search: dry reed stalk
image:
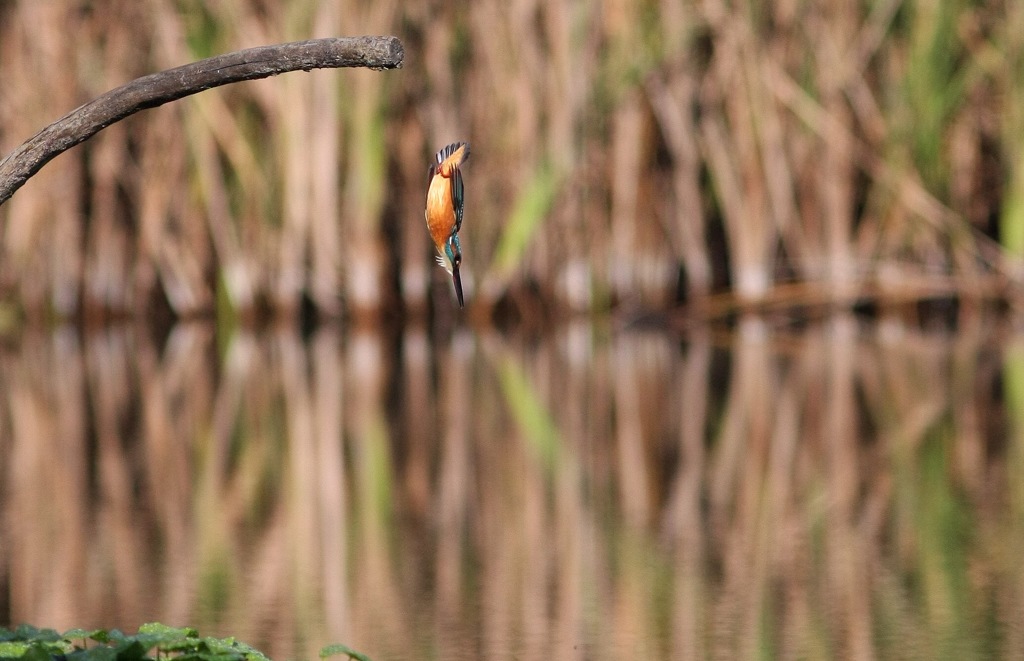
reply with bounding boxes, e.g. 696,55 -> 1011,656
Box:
544,1 -> 590,310
648,67 -> 712,299
457,2 -> 511,303
342,71 -> 388,315
423,4 -> 461,142
187,109 -> 241,311
609,89 -> 645,296
696,10 -> 773,301
665,331 -> 711,658
717,321 -> 781,658
136,324 -> 211,626
337,1 -> 399,316
548,323 -> 590,658
532,1 -> 573,304
307,6 -> 343,315
395,116 -> 430,310
542,2 -> 577,174
309,329 -> 348,633
822,318 -> 875,657
344,329 -> 408,656
397,328 -> 431,516
147,87 -> 216,316
0,4 -> 83,316
611,333 -> 658,527
135,104 -> 187,313
948,324 -> 987,494
277,70 -> 316,314
434,332 -> 474,655
277,329 -> 326,631
87,330 -> 156,621
265,0 -> 318,315
80,4 -> 141,315
3,331 -> 87,628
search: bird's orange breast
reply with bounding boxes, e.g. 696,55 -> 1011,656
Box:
425,174 -> 455,250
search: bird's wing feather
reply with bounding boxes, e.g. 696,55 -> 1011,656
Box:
435,142 -> 461,165
451,165 -> 465,233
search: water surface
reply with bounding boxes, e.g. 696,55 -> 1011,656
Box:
0,315 -> 1019,660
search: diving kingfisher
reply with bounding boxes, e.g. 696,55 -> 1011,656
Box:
425,141 -> 470,308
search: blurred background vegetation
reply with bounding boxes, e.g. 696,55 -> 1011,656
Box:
5,4 -> 1024,658
0,0 -> 1021,323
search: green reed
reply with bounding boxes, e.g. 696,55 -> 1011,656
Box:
494,349 -> 563,471
899,0 -> 970,191
998,4 -> 1024,256
490,159 -> 562,281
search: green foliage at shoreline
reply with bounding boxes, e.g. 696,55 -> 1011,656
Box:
0,623 -> 369,661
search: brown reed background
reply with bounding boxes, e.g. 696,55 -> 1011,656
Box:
1,0 -> 1021,321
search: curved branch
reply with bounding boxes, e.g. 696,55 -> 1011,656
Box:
0,35 -> 404,206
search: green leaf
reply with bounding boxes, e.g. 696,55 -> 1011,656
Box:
63,629 -> 92,640
3,624 -> 273,661
192,653 -> 245,661
13,626 -> 60,643
91,630 -> 112,644
67,646 -> 118,661
0,641 -> 31,656
319,643 -> 373,661
105,630 -> 127,644
138,622 -> 199,641
63,628 -> 112,645
0,641 -> 62,661
201,637 -> 235,650
19,644 -> 54,661
132,622 -> 200,654
201,637 -> 258,658
112,639 -> 147,661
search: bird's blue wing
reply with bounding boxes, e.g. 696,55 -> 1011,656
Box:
451,165 -> 465,233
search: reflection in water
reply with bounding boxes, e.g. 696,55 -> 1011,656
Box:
0,317 -> 1020,659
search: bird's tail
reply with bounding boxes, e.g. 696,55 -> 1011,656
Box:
434,142 -> 470,177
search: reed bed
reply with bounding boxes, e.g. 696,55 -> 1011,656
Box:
0,318 -> 1019,658
0,0 -> 1021,319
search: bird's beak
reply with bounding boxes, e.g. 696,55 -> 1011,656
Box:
452,264 -> 464,308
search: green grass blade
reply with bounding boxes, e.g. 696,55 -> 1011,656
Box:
490,160 -> 563,276
496,357 -> 562,470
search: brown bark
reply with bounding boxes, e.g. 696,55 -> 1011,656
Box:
0,35 -> 403,206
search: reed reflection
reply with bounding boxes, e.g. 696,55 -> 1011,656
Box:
0,317 -> 1020,659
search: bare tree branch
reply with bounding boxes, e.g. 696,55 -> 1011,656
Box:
0,35 -> 404,206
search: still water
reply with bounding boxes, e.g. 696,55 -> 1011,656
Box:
1,314 -> 1021,660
